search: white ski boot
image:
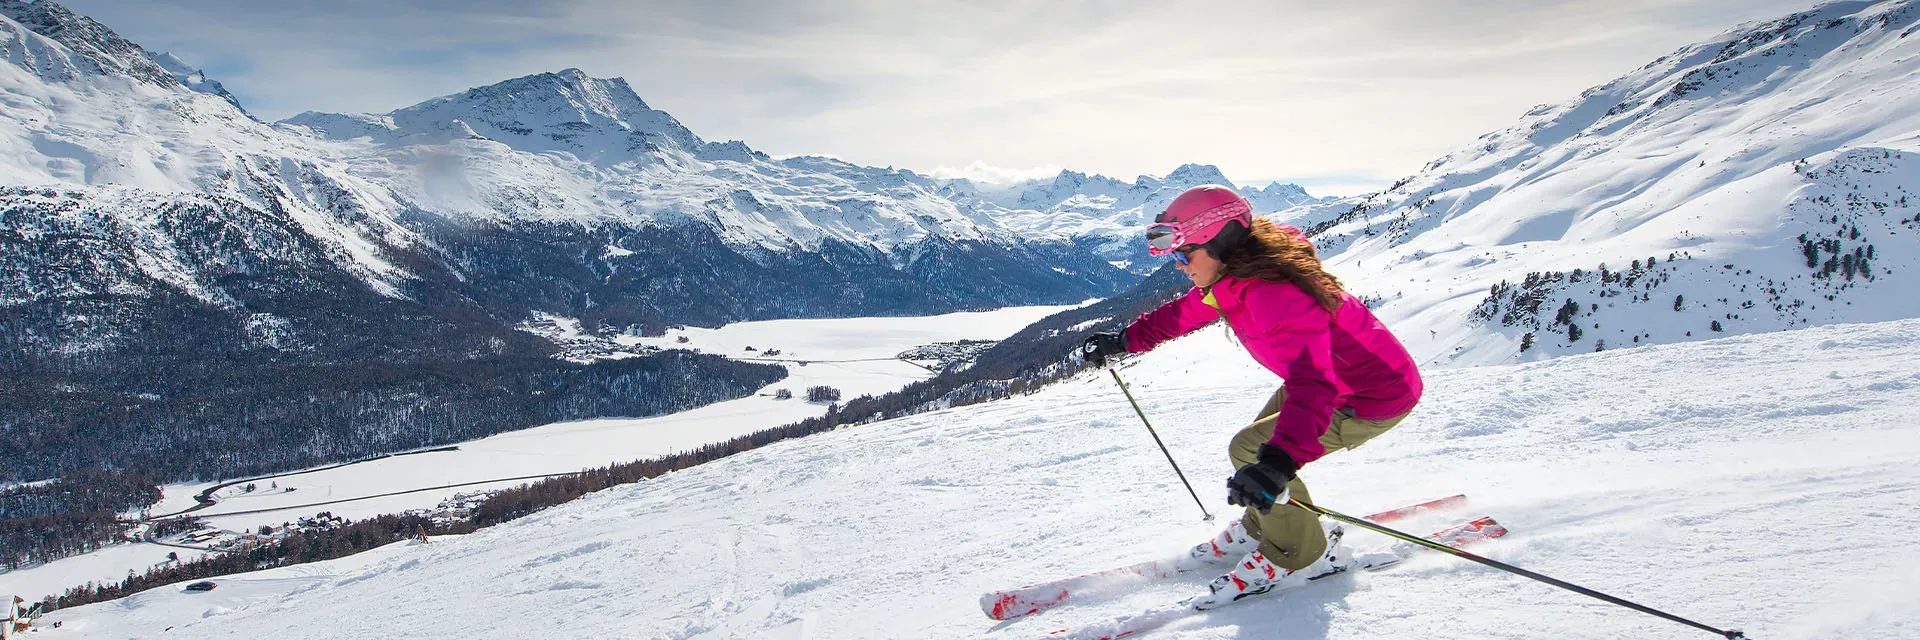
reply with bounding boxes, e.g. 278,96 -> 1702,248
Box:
1189,524 -> 1352,610
1173,518 -> 1259,572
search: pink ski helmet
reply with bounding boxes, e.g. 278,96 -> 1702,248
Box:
1145,185 -> 1253,257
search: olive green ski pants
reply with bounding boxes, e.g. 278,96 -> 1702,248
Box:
1229,387 -> 1411,570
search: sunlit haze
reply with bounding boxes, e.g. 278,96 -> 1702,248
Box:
66,0 -> 1818,195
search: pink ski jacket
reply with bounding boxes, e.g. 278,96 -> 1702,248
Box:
1122,276 -> 1422,466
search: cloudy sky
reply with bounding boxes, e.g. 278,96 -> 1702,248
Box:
66,0 -> 1817,195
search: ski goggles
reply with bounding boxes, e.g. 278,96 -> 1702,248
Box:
1143,198 -> 1251,257
1144,223 -> 1184,254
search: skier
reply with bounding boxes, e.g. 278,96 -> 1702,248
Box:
1079,184 -> 1423,609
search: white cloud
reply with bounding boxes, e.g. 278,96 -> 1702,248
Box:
923,161 -> 1064,185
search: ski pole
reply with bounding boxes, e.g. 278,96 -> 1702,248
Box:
1291,498 -> 1745,639
1107,367 -> 1213,522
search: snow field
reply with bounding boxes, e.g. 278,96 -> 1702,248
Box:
37,317 -> 1920,639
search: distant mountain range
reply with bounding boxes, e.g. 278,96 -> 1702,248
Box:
941,163 -> 1334,273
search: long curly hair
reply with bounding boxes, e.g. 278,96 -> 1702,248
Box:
1217,219 -> 1346,312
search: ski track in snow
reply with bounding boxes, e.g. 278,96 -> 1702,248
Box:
35,317 -> 1920,639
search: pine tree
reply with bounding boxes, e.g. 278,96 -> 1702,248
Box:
1556,298 -> 1581,325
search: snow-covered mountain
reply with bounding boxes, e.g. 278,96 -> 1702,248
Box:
936,164 -> 1339,273
281,72 -> 1331,279
277,68 -> 1029,256
2,0 -> 173,89
1300,0 -> 1920,366
0,0 -> 1329,359
263,66 -> 1142,330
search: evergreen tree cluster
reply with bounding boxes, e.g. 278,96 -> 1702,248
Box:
1796,230 -> 1876,282
1469,254 -> 1679,341
1,351 -> 783,485
1,512 -> 123,571
0,469 -> 163,570
0,469 -> 159,518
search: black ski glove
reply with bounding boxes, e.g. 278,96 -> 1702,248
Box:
1079,331 -> 1127,367
1226,443 -> 1299,514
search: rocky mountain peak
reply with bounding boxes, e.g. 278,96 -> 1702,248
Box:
146,50 -> 245,113
1236,181 -> 1331,214
374,68 -> 704,160
1014,169 -> 1132,209
1161,163 -> 1234,189
1051,169 -> 1089,185
0,0 -> 179,88
466,68 -> 651,113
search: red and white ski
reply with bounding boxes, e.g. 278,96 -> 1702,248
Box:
981,494 -> 1474,621
1031,515 -> 1511,640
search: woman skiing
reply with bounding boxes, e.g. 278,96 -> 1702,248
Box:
1079,184 -> 1423,608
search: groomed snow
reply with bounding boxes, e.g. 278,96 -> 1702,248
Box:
37,317 -> 1920,639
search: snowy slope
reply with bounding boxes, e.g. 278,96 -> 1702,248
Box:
38,317 -> 1920,639
1304,0 -> 1920,366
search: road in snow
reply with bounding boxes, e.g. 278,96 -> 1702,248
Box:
34,317 -> 1920,639
0,304 -> 1079,608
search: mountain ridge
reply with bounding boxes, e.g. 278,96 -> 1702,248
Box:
1294,0 -> 1920,365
